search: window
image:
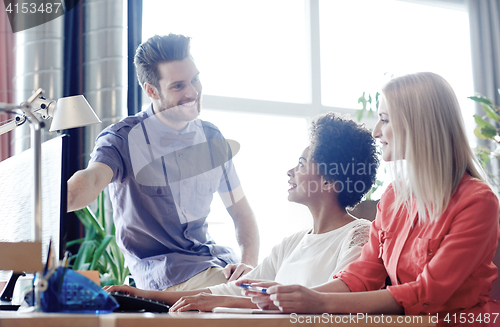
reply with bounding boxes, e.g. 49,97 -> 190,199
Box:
320,0 -> 474,141
142,0 -> 310,104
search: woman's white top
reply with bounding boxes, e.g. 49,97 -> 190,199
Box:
209,218 -> 372,295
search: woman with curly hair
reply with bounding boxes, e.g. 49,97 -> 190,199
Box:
242,72 -> 500,326
105,112 -> 379,312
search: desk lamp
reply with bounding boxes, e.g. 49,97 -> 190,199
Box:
0,88 -> 100,309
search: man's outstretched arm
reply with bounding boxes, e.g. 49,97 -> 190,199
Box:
67,162 -> 113,212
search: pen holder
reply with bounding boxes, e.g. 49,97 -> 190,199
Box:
39,267 -> 118,313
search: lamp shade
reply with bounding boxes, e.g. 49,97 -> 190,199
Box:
49,95 -> 101,132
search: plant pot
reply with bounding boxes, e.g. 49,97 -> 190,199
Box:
75,270 -> 100,286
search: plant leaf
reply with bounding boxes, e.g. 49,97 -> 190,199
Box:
481,125 -> 498,139
85,206 -> 106,239
103,251 -> 120,284
121,266 -> 130,284
474,126 -> 488,139
482,103 -> 500,122
85,224 -> 97,241
358,92 -> 367,110
469,94 -> 495,107
71,241 -> 95,270
74,208 -> 92,230
475,145 -> 492,155
75,206 -> 105,240
477,152 -> 491,167
474,114 -> 490,128
66,238 -> 85,248
109,238 -> 124,280
78,263 -> 91,271
95,261 -> 107,275
90,235 -> 113,270
98,191 -> 105,230
473,115 -> 498,139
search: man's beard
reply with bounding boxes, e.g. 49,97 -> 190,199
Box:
156,93 -> 201,123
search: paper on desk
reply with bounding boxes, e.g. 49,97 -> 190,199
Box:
212,307 -> 283,314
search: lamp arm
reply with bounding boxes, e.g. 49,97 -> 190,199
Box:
22,109 -> 44,243
31,98 -> 56,119
0,102 -> 24,111
0,115 -> 27,136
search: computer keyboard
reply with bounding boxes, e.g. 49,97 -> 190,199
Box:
109,292 -> 170,313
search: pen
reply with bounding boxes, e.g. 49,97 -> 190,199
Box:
62,251 -> 70,268
57,251 -> 71,293
238,283 -> 269,294
43,239 -> 52,276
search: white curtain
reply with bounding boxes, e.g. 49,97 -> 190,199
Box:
468,0 -> 500,107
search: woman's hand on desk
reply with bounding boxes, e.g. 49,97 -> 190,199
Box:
169,293 -> 234,312
265,284 -> 329,314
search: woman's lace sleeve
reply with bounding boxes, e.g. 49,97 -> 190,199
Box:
330,220 -> 373,277
347,221 -> 371,249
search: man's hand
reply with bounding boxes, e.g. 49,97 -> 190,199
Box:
67,162 -> 113,212
222,263 -> 254,282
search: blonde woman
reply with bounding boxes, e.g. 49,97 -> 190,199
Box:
241,72 -> 500,326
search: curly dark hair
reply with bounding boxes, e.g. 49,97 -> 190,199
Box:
309,112 -> 379,208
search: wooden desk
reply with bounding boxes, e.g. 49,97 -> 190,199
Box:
0,311 -> 437,327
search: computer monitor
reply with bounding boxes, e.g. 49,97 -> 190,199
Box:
0,134 -> 70,280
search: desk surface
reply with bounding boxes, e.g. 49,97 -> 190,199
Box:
0,311 -> 437,327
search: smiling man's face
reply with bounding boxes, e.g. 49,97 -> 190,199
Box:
153,57 -> 202,125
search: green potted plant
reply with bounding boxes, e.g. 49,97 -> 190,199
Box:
67,191 -> 130,286
357,91 -> 380,122
469,90 -> 500,191
346,92 -> 385,221
356,91 -> 385,199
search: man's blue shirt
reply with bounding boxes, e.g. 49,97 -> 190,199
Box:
90,105 -> 240,290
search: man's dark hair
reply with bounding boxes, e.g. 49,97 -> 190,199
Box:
134,34 -> 191,91
309,112 -> 379,208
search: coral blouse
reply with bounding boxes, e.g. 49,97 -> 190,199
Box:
335,175 -> 500,325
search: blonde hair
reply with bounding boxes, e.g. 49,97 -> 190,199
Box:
382,72 -> 485,223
